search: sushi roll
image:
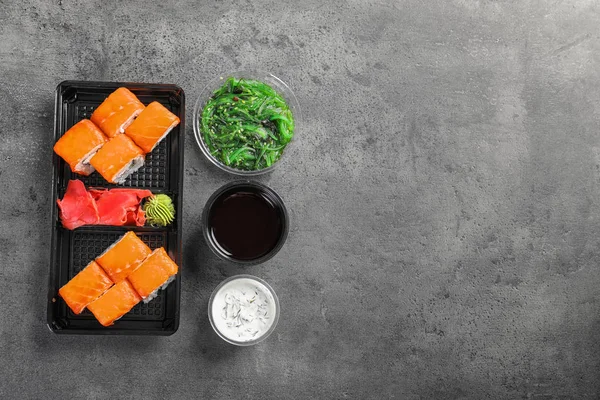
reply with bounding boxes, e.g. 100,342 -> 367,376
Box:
125,101 -> 180,153
87,280 -> 141,326
90,87 -> 145,138
53,119 -> 107,176
89,134 -> 145,184
127,247 -> 179,303
58,261 -> 113,314
95,231 -> 152,283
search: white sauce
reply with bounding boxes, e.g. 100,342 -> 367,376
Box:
211,278 -> 276,342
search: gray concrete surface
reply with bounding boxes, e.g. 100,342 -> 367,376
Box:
1,0 -> 600,398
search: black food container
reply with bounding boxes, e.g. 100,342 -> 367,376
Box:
47,81 -> 184,335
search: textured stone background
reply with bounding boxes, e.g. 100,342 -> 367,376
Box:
1,0 -> 600,398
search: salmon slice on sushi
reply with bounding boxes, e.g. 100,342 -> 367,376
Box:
53,119 -> 107,176
125,101 -> 180,153
127,247 -> 179,303
87,280 -> 141,326
90,87 -> 145,138
89,134 -> 145,184
95,231 -> 152,283
58,261 -> 113,314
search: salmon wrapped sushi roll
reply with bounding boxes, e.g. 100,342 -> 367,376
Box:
128,247 -> 179,303
87,280 -> 141,326
95,231 -> 152,283
90,88 -> 145,138
53,119 -> 107,176
89,134 -> 144,184
125,101 -> 180,153
58,261 -> 113,314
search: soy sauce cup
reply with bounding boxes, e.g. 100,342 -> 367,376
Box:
202,181 -> 289,264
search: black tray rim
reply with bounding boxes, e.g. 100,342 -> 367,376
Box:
47,80 -> 185,336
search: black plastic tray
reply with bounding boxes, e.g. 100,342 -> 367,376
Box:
47,81 -> 184,335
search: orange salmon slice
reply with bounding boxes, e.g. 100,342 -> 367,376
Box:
58,261 -> 113,314
87,280 -> 141,326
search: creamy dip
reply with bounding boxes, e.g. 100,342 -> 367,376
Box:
211,277 -> 277,343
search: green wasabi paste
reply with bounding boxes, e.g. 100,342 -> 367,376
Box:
143,194 -> 175,227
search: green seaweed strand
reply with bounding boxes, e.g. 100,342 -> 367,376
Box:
201,77 -> 294,170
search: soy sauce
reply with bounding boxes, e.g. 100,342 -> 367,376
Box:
208,190 -> 283,261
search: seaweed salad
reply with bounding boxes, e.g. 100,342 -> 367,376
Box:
200,77 -> 294,171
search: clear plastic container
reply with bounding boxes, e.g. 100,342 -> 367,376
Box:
192,71 -> 301,176
208,275 -> 280,346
